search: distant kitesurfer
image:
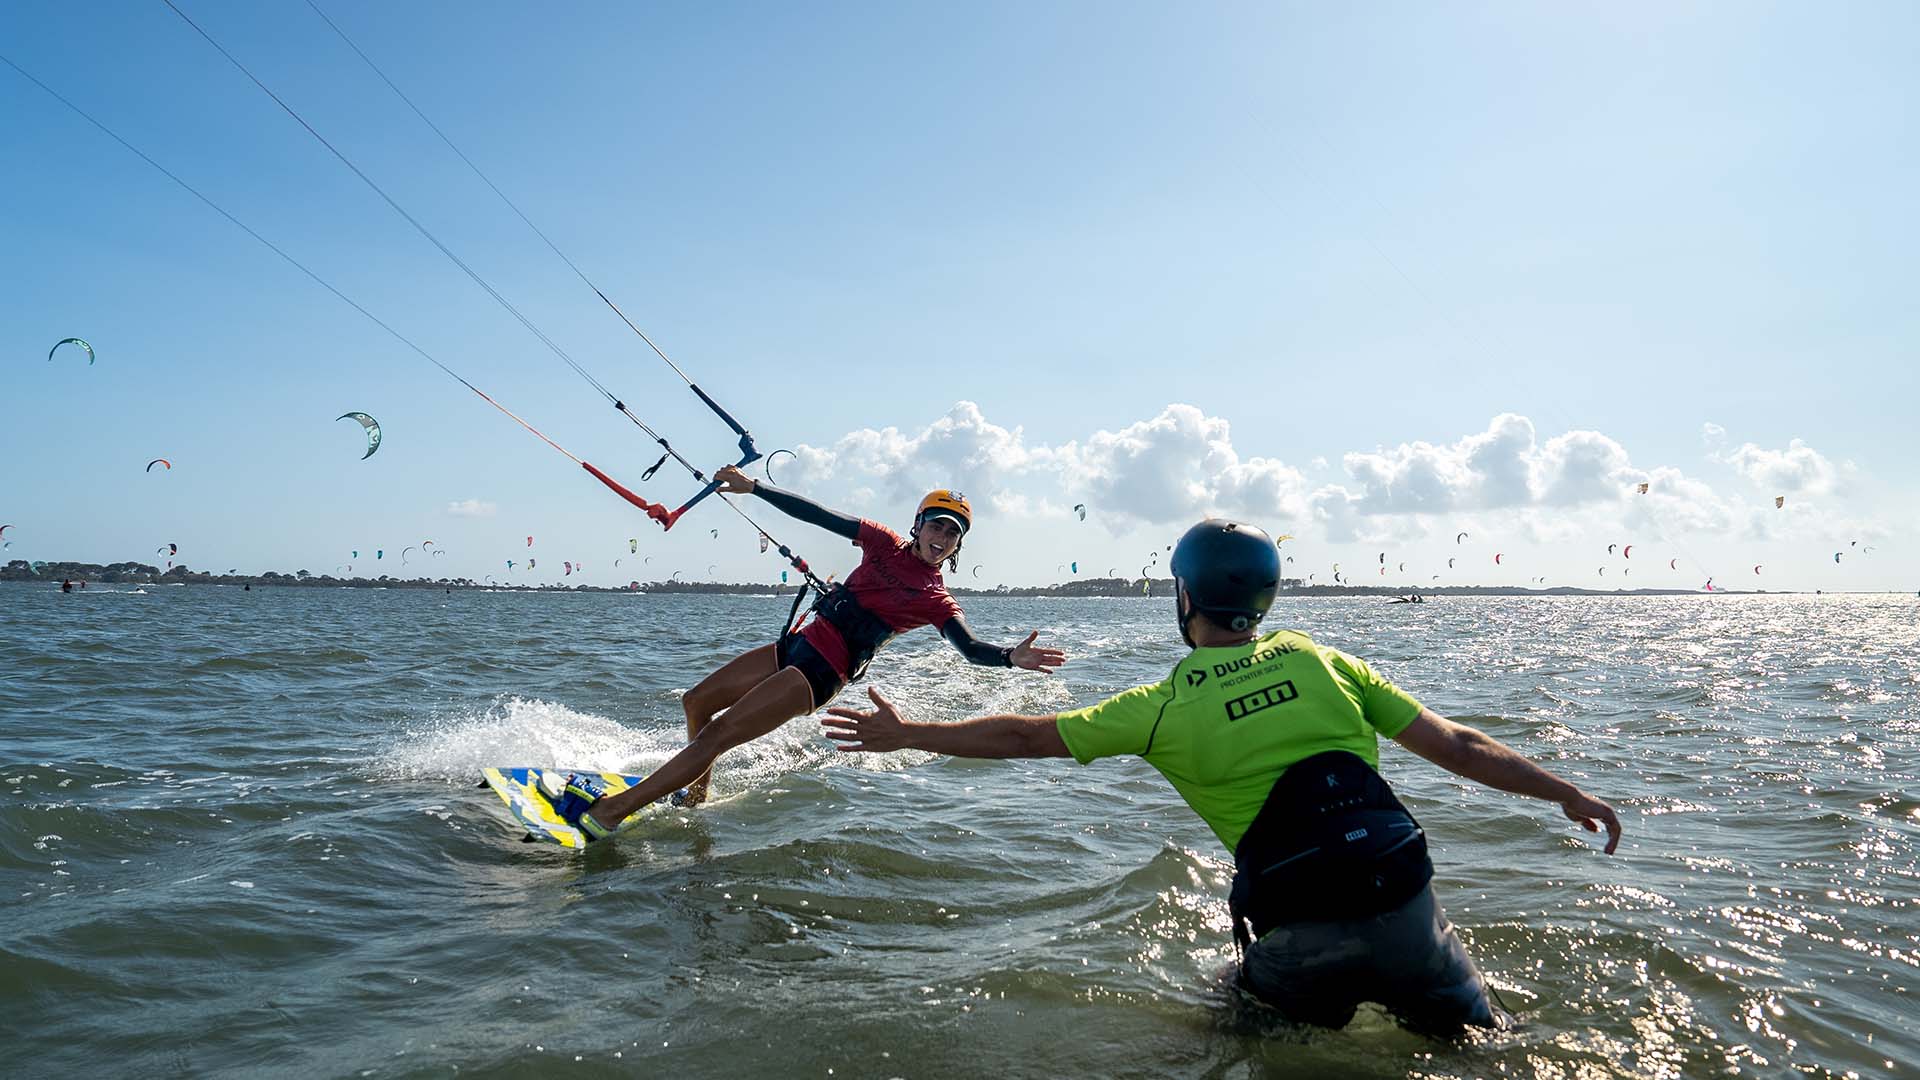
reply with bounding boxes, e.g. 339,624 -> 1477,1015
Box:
560,464 -> 1065,842
60,578 -> 74,593
824,518 -> 1621,1037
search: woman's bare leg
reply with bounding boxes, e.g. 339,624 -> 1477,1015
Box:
681,643 -> 782,804
586,666 -> 815,827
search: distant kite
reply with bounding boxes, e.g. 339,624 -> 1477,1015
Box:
336,412 -> 381,459
49,338 -> 94,364
1774,496 -> 1785,509
1637,482 -> 1649,495
146,458 -> 171,473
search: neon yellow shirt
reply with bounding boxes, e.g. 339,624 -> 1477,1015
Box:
1054,629 -> 1424,852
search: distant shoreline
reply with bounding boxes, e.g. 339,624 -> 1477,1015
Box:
0,560 -> 1841,596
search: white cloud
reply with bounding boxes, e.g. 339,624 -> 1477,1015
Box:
1535,429 -> 1634,506
781,401 -> 1054,503
1063,405 -> 1310,530
1621,467 -> 1736,533
1341,413 -> 1539,513
784,401 -> 1308,530
1720,438 -> 1839,495
1701,422 -> 1726,446
445,499 -> 498,518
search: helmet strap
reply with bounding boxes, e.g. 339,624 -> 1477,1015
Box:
1176,584 -> 1199,648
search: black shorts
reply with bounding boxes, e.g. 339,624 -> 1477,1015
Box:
776,633 -> 844,711
1238,885 -> 1500,1036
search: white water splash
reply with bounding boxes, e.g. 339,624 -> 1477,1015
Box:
370,694 -> 849,798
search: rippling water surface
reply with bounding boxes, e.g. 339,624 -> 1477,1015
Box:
2,583 -> 1915,1078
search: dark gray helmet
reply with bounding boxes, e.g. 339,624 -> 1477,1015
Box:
1170,519 -> 1279,645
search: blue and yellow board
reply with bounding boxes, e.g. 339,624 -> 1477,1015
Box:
479,767 -> 649,848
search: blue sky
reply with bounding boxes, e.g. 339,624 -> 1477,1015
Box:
3,1 -> 1913,591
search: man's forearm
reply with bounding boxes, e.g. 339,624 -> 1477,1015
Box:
1444,724 -> 1581,803
904,714 -> 1063,758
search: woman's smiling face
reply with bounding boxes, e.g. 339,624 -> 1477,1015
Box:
912,515 -> 964,566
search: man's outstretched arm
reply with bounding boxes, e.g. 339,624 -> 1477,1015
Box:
822,686 -> 1070,758
1392,707 -> 1622,854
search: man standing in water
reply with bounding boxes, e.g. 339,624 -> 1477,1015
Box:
823,519 -> 1621,1035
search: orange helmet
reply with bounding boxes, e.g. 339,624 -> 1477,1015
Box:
915,490 -> 972,535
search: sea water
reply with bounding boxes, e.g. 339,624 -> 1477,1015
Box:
1,584 -> 1914,1078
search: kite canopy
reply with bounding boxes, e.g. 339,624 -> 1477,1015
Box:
1072,504 -> 1087,522
146,458 -> 172,473
336,412 -> 381,459
49,338 -> 94,364
1455,532 -> 1468,544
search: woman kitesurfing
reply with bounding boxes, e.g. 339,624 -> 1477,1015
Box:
554,465 -> 1066,842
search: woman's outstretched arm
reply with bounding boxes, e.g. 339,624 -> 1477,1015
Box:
715,465 -> 860,541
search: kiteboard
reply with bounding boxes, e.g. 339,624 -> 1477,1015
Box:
478,767 -> 651,849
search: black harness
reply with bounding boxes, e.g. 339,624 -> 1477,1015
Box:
784,583 -> 898,682
1228,750 -> 1434,951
